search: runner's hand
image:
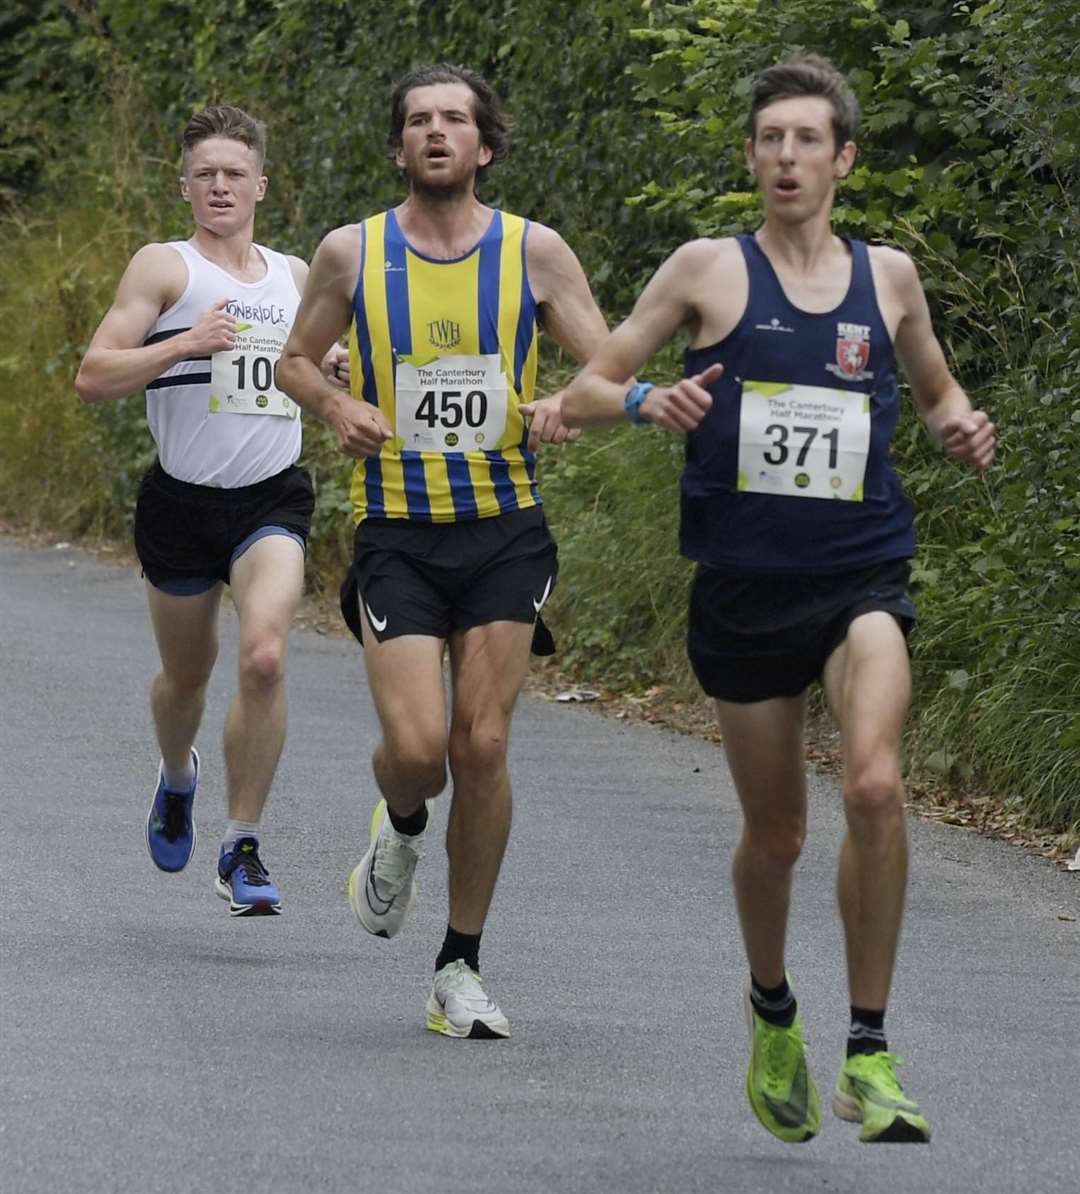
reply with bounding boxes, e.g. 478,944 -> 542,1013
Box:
323,344 -> 350,390
517,393 -> 582,452
184,299 -> 237,355
639,363 -> 722,432
331,399 -> 393,458
940,410 -> 995,471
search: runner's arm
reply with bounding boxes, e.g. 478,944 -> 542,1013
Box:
286,255 -> 309,292
514,224 -> 610,449
525,223 -> 610,365
286,253 -> 349,387
277,227 -> 392,458
890,250 -> 996,471
75,244 -> 236,403
561,240 -> 720,432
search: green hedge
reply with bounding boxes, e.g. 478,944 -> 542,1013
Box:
1,0 -> 1076,833
547,0 -> 1080,834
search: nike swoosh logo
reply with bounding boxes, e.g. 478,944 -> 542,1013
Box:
365,871 -> 392,913
762,1059 -> 809,1128
532,576 -> 553,614
850,1077 -> 912,1111
365,602 -> 388,633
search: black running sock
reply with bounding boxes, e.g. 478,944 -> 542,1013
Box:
387,803 -> 429,836
847,1006 -> 887,1057
750,974 -> 797,1028
435,925 -> 481,973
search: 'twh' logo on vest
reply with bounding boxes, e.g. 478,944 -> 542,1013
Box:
826,321 -> 873,382
428,319 -> 461,351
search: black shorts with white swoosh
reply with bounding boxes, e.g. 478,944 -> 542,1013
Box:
340,505 -> 558,654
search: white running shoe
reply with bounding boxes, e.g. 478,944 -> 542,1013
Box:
347,799 -> 425,938
425,960 -> 511,1039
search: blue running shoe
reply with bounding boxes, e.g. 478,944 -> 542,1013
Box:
146,749 -> 199,872
214,836 -> 282,916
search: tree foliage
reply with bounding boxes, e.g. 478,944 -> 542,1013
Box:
607,0 -> 1080,831
1,0 -> 1077,833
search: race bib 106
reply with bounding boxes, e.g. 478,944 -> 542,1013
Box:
209,323 -> 298,419
394,353 -> 508,453
737,380 -> 870,501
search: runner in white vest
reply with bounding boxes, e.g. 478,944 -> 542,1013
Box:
75,106 -> 347,916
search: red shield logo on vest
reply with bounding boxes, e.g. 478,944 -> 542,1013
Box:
836,337 -> 870,377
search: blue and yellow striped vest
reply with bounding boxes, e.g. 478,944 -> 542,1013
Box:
347,208 -> 541,523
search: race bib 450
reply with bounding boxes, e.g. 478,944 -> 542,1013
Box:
394,353 -> 508,453
737,380 -> 870,501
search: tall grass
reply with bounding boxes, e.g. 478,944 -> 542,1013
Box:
540,405 -> 696,696
1,112 -> 1075,840
3,187 -> 1075,837
539,295 -> 1080,839
0,63 -> 177,537
889,222 -> 1080,835
0,204 -> 150,535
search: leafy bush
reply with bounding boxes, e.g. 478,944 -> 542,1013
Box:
539,360 -> 695,694
568,0 -> 1079,833
1,0 -> 1076,833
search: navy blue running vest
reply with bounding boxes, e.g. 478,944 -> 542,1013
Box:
680,233 -> 915,572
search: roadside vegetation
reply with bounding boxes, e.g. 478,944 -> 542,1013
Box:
1,0 -> 1076,841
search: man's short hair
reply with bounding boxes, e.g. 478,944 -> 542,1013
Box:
749,54 -> 860,150
387,63 -> 512,176
181,106 -> 267,173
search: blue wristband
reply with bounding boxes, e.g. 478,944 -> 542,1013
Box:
624,381 -> 654,425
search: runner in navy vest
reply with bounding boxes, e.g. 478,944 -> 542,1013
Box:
563,54 -> 994,1144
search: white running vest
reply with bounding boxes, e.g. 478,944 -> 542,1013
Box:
144,240 -> 302,487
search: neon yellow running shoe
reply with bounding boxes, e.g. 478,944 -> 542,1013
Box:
744,989 -> 821,1143
833,1052 -> 931,1143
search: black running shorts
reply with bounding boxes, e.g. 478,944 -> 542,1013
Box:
687,558 -> 916,703
340,505 -> 558,654
134,461 -> 314,594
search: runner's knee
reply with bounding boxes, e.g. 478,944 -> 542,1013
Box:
448,720 -> 509,781
157,656 -> 215,697
239,634 -> 286,692
740,821 -> 805,875
378,737 -> 447,797
843,762 -> 904,823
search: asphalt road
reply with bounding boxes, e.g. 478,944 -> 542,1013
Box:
1,536 -> 1077,1194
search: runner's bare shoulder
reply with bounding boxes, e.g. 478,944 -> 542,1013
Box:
660,236 -> 745,317
312,223 -> 364,279
866,243 -> 922,308
121,241 -> 189,304
321,222 -> 365,255
663,235 -> 742,284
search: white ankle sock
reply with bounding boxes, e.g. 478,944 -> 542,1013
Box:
161,754 -> 196,792
222,819 -> 261,851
